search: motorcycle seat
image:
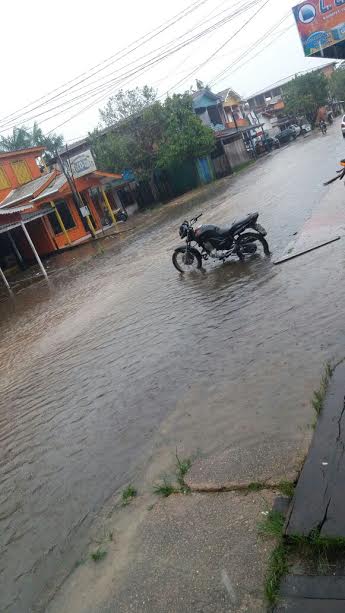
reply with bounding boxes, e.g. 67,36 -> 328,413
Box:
216,212 -> 259,236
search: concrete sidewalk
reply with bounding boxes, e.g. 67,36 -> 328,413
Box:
47,487 -> 278,613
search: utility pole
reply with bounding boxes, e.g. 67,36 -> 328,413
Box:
55,148 -> 96,238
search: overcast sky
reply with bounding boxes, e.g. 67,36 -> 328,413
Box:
0,0 -> 334,142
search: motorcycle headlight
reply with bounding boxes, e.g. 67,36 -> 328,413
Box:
179,223 -> 188,239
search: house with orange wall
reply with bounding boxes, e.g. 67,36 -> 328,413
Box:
0,146 -> 123,273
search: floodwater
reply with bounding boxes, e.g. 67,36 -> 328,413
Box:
2,124 -> 345,611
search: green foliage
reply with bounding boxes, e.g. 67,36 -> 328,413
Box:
283,72 -> 329,126
99,85 -> 157,127
153,478 -> 177,497
0,122 -> 63,160
175,453 -> 192,494
265,542 -> 288,604
90,90 -> 215,184
278,481 -> 295,498
90,548 -> 107,562
259,511 -> 285,538
246,482 -> 266,492
312,363 -> 332,416
330,64 -> 345,102
122,484 -> 137,505
156,94 -> 215,170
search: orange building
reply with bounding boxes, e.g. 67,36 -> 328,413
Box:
0,146 -> 124,278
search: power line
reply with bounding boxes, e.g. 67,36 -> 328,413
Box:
0,0 -> 210,126
208,11 -> 292,86
0,0 -> 255,130
165,0 -> 272,94
1,0 -> 260,133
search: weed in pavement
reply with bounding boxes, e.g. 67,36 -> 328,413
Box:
277,481 -> 295,498
176,453 -> 192,493
91,548 -> 107,563
246,482 -> 266,493
122,485 -> 137,506
259,511 -> 285,538
153,478 -> 177,497
312,362 -> 332,415
265,542 -> 288,604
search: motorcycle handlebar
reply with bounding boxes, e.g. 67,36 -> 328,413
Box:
324,167 -> 345,186
190,213 -> 203,223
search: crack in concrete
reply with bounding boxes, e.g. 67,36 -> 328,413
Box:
316,497 -> 332,536
336,395 -> 345,443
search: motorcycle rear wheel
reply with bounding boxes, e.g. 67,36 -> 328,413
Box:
172,246 -> 202,273
236,233 -> 270,260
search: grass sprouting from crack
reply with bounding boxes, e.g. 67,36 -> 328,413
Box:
246,482 -> 266,493
154,453 -> 192,497
90,548 -> 107,563
312,362 -> 332,416
259,511 -> 285,538
277,481 -> 295,498
122,484 -> 137,506
176,452 -> 192,493
153,478 -> 178,497
265,542 -> 288,604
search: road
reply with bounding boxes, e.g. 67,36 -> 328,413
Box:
2,122 -> 345,612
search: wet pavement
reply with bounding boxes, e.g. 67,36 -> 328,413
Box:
2,123 -> 345,612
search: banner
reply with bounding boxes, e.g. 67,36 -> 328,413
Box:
64,149 -> 97,179
293,0 -> 345,56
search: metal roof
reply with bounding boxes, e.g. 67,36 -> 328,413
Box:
246,61 -> 338,100
0,204 -> 53,235
0,172 -> 55,208
0,203 -> 33,215
31,173 -> 67,202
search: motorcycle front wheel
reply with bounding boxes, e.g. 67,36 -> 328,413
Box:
172,246 -> 202,273
236,233 -> 270,261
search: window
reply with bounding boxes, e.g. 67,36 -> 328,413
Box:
48,200 -> 76,235
0,166 -> 10,190
11,160 -> 32,185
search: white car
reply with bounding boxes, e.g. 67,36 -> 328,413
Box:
300,122 -> 312,135
341,114 -> 345,138
290,124 -> 301,136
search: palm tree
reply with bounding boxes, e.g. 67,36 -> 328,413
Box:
0,123 -> 64,160
0,126 -> 32,151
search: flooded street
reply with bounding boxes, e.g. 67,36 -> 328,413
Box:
2,123 -> 345,612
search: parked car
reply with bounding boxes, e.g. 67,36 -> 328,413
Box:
341,114 -> 345,138
263,135 -> 280,151
300,122 -> 312,135
276,127 -> 297,144
290,124 -> 301,136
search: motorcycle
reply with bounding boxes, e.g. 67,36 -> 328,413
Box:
324,159 -> 345,187
320,121 -> 327,135
172,212 -> 270,273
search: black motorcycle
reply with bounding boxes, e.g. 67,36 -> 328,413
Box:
320,121 -> 327,135
172,212 -> 270,273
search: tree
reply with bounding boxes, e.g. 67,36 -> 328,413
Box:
0,127 -> 32,151
99,85 -> 157,127
157,94 -> 215,169
90,91 -> 215,199
330,64 -> 345,103
283,72 -> 329,126
0,122 -> 64,160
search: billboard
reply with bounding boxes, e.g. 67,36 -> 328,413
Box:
64,149 -> 97,179
293,0 -> 345,57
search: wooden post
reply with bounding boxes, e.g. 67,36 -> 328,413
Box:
7,231 -> 24,265
20,221 -> 48,281
0,266 -> 11,292
101,188 -> 118,230
86,214 -> 96,235
50,201 -> 71,245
